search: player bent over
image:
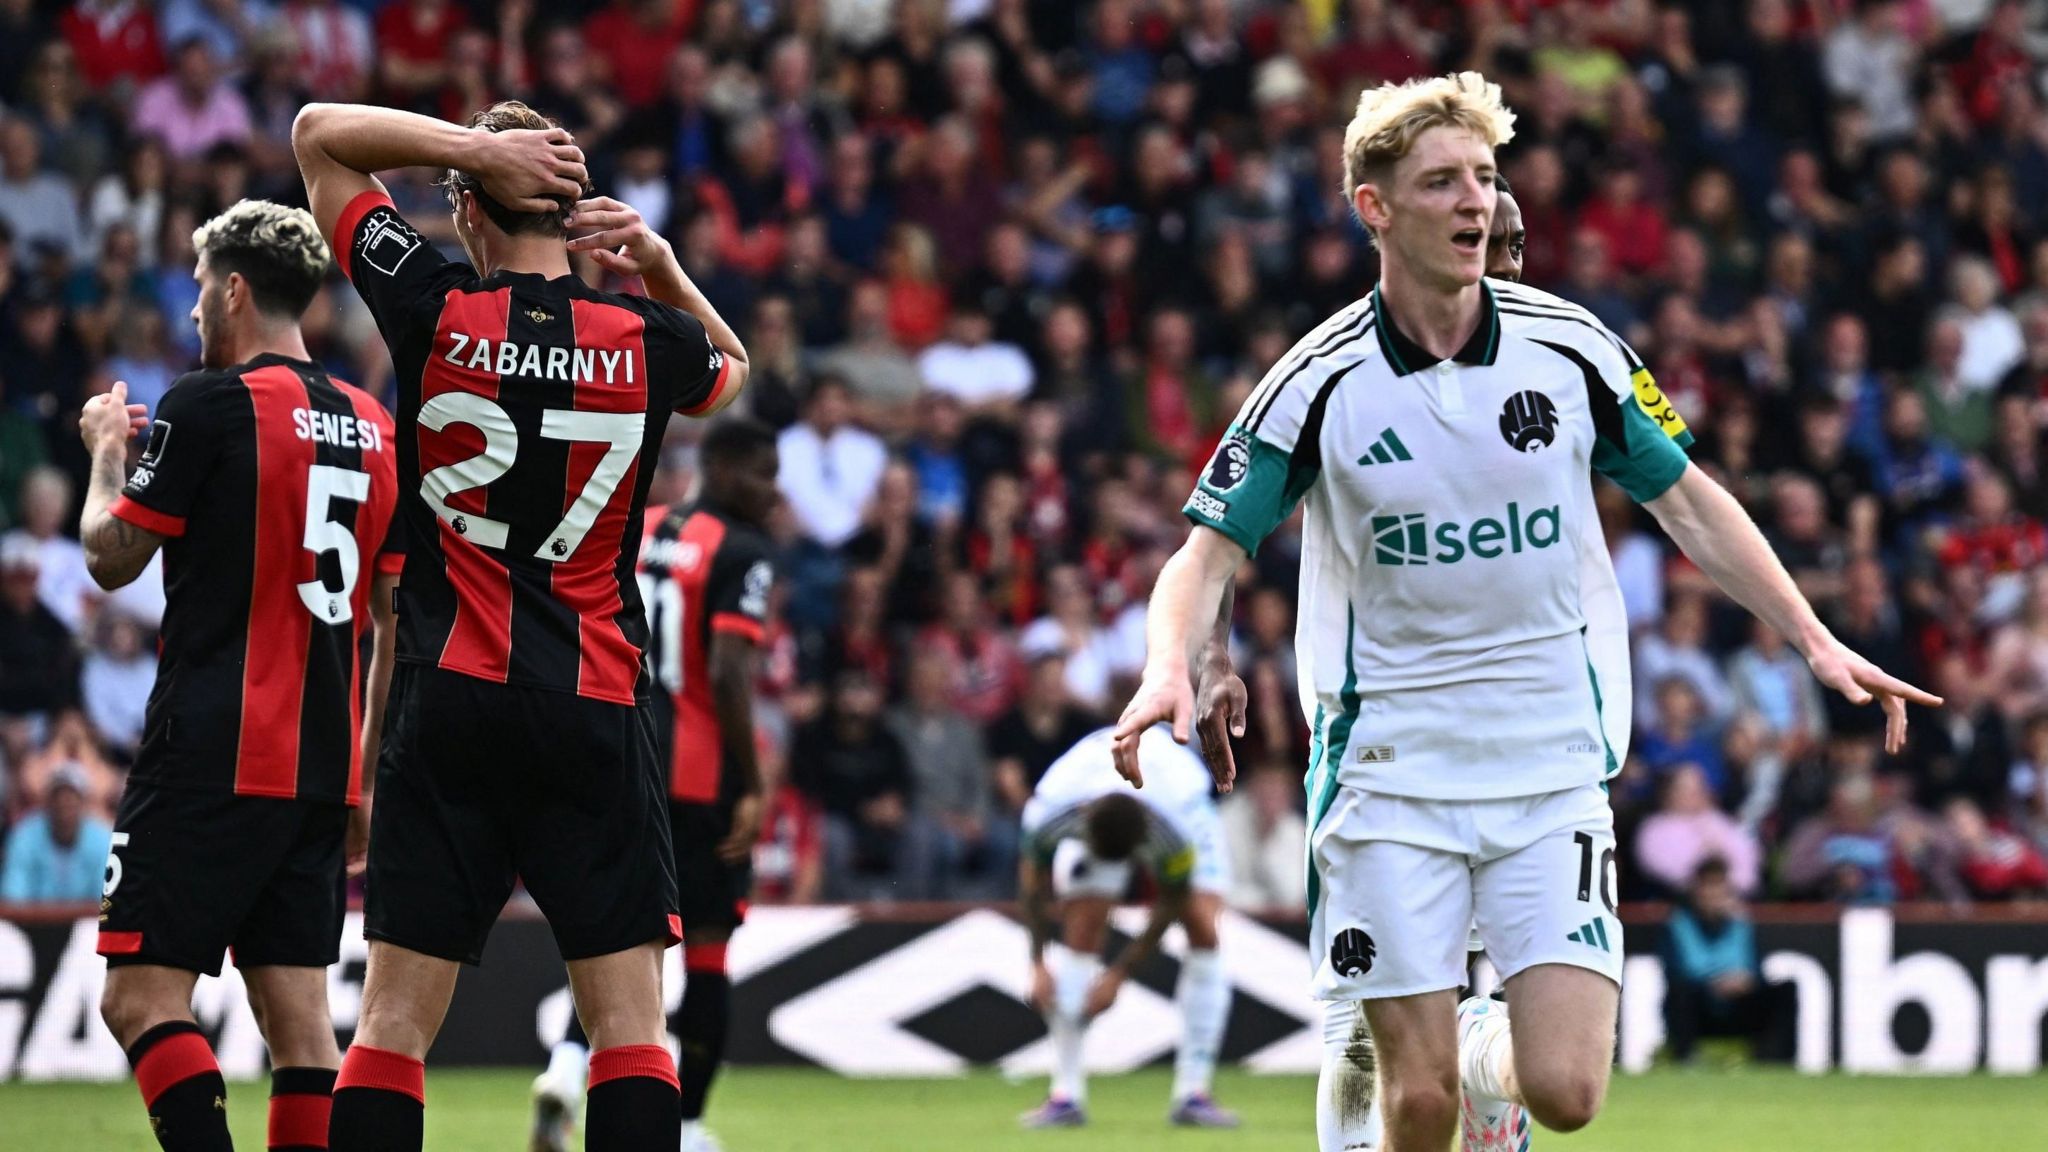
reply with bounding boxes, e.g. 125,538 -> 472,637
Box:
295,98 -> 747,1152
81,201 -> 402,1152
1017,725 -> 1237,1130
532,417 -> 781,1152
1119,73 -> 1935,1152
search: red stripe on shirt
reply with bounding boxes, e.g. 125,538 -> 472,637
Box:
677,350 -> 735,416
427,288 -> 516,683
334,189 -> 395,281
562,297 -> 649,704
97,930 -> 143,955
235,365 -> 315,798
109,495 -> 185,537
339,382 -> 398,804
668,512 -> 723,803
710,611 -> 764,644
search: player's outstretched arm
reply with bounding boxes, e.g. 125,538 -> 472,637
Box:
1019,857 -> 1057,1008
1113,526 -> 1244,787
77,381 -> 160,590
291,102 -> 586,249
1645,463 -> 1942,752
565,196 -> 750,415
708,630 -> 766,862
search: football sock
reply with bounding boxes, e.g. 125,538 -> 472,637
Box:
1048,946 -> 1101,1106
1317,1000 -> 1382,1152
1171,949 -> 1229,1102
128,1020 -> 234,1152
675,941 -> 732,1122
1460,1002 -> 1518,1104
545,1024 -> 589,1089
328,1044 -> 424,1152
268,1067 -> 335,1152
584,1045 -> 681,1151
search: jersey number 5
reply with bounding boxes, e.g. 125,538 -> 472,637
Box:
418,393 -> 646,561
302,464 -> 371,624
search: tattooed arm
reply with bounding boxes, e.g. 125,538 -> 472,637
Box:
79,382 -> 164,590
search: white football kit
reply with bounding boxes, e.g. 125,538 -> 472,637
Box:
1022,725 -> 1230,898
1186,280 -> 1693,999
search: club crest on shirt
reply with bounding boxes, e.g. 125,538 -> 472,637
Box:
1206,430 -> 1252,491
139,419 -> 172,466
526,307 -> 554,324
740,559 -> 772,617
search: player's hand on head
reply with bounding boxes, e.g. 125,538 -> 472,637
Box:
475,127 -> 587,213
79,380 -> 147,452
1805,637 -> 1942,755
565,196 -> 670,277
1193,658 -> 1248,794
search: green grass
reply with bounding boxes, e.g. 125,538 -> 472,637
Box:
4,1066 -> 2046,1150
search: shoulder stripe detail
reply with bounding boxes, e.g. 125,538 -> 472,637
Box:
1246,304 -> 1376,433
1531,338 -> 1627,451
1290,355 -> 1368,478
1497,306 -> 1635,367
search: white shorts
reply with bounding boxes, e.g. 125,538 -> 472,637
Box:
1308,783 -> 1621,1001
1049,803 -> 1230,899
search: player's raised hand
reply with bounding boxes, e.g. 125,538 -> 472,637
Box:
472,127 -> 587,213
1805,636 -> 1942,754
565,196 -> 670,277
1193,656 -> 1248,794
1112,667 -> 1195,788
79,380 -> 148,454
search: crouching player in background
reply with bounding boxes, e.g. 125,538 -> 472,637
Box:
1017,724 -> 1236,1130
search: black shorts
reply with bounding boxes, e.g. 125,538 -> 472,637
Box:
364,663 -> 678,965
99,782 -> 347,977
673,801 -> 752,932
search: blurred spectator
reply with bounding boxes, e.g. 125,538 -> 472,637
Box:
1727,620 -> 1828,760
13,707 -> 119,821
86,136 -> 166,269
1779,771 -> 1897,903
987,647 -> 1096,817
1944,795 -> 2048,900
1018,564 -> 1118,716
0,117 -> 88,264
777,376 -> 887,549
1636,677 -> 1729,798
751,730 -> 823,904
0,534 -> 77,720
275,0 -> 375,103
918,292 -> 1034,416
1986,569 -> 2048,721
1917,312 -> 1993,454
1822,0 -> 1916,143
1219,764 -> 1306,912
1636,765 -> 1761,898
60,0 -> 166,95
1871,387 -> 1966,547
887,646 -> 1014,900
793,669 -> 923,901
0,762 -> 111,904
131,37 -> 252,163
1950,257 -> 2025,394
1661,858 -> 1797,1065
815,279 -> 922,423
80,607 -> 151,758
1634,592 -> 1737,729
920,570 -> 1022,726
5,466 -> 92,634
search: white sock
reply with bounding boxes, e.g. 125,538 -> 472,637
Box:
546,1038 -> 589,1088
1172,949 -> 1229,1102
1316,1000 -> 1383,1151
680,1118 -> 703,1142
1460,1004 -> 1516,1104
1049,946 -> 1102,1105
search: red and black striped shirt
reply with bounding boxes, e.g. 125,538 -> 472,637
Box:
112,354 -> 402,804
639,503 -> 774,802
337,190 -> 732,704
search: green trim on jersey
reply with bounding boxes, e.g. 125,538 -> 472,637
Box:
1580,630 -> 1620,780
1185,425 -> 1303,557
1592,383 -> 1690,502
1303,605 -> 1359,916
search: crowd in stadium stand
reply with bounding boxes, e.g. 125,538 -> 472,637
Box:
1,0 -> 2047,913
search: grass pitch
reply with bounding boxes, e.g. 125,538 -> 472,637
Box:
3,1065 -> 2044,1150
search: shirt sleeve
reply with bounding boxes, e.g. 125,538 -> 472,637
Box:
1182,341 -> 1344,555
637,299 -> 734,416
705,531 -> 774,644
110,373 -> 230,537
1580,333 -> 1691,503
334,190 -> 462,335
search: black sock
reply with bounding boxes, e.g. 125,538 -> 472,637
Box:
268,1066 -> 335,1151
585,1045 -> 681,1151
673,968 -> 731,1121
327,1045 -> 423,1152
128,1020 -> 234,1152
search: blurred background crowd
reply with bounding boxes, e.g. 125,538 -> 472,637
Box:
0,0 -> 2045,919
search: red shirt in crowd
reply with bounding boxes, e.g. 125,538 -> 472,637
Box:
1938,515 -> 2048,577
61,0 -> 165,89
583,0 -> 696,107
376,0 -> 468,76
1576,195 -> 1670,278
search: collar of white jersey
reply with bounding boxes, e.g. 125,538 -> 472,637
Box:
1371,280 -> 1503,376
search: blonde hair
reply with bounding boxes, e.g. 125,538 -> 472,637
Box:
1342,71 -> 1517,201
192,200 -> 330,316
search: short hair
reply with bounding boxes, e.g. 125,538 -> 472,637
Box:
1342,71 -> 1517,198
437,101 -> 591,238
192,200 -> 329,318
1692,856 -> 1731,887
700,417 -> 776,472
1085,793 -> 1149,863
